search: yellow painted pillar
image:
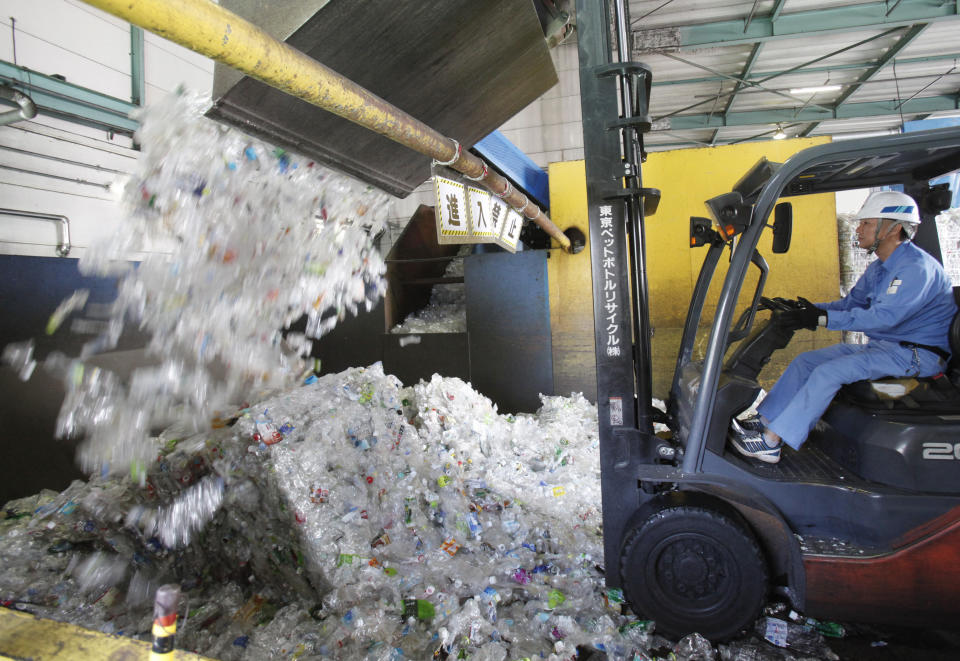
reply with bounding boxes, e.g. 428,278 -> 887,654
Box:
547,161 -> 596,399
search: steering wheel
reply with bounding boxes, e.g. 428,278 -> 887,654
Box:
759,296 -> 801,311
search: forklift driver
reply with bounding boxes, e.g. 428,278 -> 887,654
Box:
729,190 -> 957,464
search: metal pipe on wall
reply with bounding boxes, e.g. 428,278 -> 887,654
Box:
0,85 -> 37,126
0,208 -> 71,256
81,0 -> 575,252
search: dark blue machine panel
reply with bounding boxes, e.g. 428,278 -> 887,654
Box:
0,254 -> 147,357
465,250 -> 553,413
0,255 -> 136,503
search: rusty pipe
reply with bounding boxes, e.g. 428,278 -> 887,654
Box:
440,141 -> 570,250
81,0 -> 573,251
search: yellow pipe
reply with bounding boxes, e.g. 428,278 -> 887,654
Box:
83,0 -> 573,252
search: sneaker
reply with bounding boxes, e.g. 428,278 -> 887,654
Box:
729,419 -> 782,464
735,415 -> 765,434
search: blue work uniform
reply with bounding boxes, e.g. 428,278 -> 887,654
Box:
757,240 -> 956,450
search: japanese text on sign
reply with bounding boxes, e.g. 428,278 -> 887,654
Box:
433,171 -> 522,253
434,175 -> 471,243
599,205 -> 620,358
499,207 -> 523,252
467,186 -> 497,241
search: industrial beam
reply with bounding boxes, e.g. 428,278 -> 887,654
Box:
665,93 -> 960,130
769,0 -> 788,23
712,42 -> 763,144
650,132 -> 817,149
724,43 -> 764,110
708,0 -> 782,145
652,52 -> 960,88
743,0 -> 762,33
656,27 -> 899,122
798,122 -> 820,138
648,138 -> 764,150
658,40 -> 873,121
81,0 -> 572,251
833,24 -> 928,107
0,60 -> 138,134
796,25 -> 931,140
636,0 -> 960,49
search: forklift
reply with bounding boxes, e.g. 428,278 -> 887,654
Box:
577,0 -> 960,641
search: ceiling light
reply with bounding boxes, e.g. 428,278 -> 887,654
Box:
772,124 -> 787,140
789,84 -> 842,95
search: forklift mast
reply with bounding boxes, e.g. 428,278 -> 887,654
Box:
577,0 -> 655,434
575,0 -> 663,581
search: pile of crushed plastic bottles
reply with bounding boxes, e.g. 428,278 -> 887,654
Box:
390,249 -> 468,335
0,364 -> 841,660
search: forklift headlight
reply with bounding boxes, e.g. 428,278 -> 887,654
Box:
689,217 -> 714,247
705,191 -> 753,240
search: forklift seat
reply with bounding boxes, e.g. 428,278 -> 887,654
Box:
839,288 -> 960,412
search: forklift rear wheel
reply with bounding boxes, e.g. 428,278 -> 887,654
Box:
619,505 -> 768,641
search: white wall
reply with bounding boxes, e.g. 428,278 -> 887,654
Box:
0,0 -> 213,258
0,116 -> 135,257
1,2 -> 581,256
500,42 -> 583,168
836,189 -> 870,215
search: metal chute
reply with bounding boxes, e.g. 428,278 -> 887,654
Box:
82,0 -> 573,250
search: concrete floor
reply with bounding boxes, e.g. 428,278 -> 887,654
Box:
827,625 -> 960,660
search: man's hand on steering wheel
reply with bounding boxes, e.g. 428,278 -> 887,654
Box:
777,296 -> 825,331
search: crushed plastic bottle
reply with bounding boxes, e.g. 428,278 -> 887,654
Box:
757,617 -> 838,660
674,632 -> 717,660
0,363 -> 683,660
718,642 -> 777,661
391,248 -> 468,334
1,340 -> 36,380
45,289 -> 90,336
14,90 -> 391,482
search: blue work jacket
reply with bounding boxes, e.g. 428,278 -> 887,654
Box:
820,241 -> 956,353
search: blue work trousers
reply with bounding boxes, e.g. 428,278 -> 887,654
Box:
756,340 -> 943,450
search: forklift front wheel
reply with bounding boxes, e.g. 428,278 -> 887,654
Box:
619,505 -> 768,641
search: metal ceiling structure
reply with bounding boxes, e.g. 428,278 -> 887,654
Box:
624,0 -> 960,150
3,0 -> 957,164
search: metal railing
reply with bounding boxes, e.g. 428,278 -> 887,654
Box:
0,208 -> 71,256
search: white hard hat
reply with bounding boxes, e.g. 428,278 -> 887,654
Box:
855,190 -> 920,226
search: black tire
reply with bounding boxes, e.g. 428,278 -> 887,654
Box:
619,505 -> 768,641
